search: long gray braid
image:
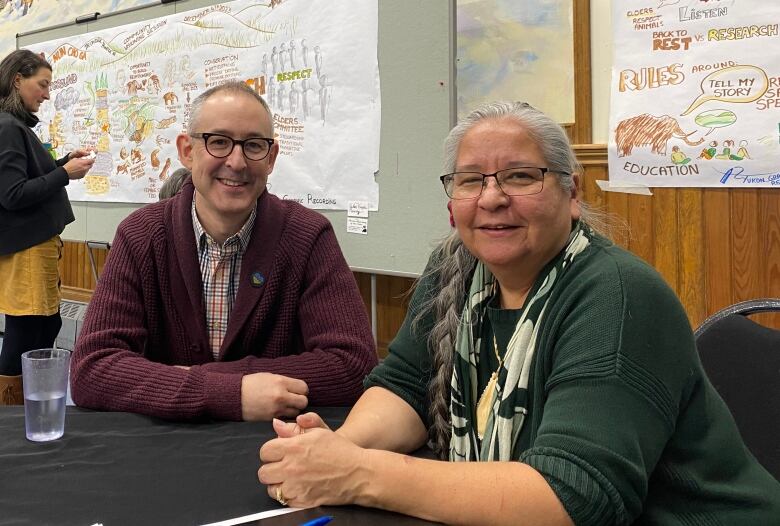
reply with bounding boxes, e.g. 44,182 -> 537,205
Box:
412,232 -> 475,459
414,101 -> 602,459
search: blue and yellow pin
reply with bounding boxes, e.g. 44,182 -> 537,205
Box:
250,272 -> 265,287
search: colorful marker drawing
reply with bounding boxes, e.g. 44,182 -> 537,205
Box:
694,109 -> 736,136
29,0 -> 381,207
615,114 -> 703,157
681,65 -> 769,116
609,1 -> 779,187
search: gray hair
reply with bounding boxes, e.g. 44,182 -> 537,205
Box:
187,81 -> 274,136
0,49 -> 51,120
418,101 -> 608,459
159,167 -> 190,200
443,101 -> 580,194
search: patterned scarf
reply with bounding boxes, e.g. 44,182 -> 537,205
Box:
449,223 -> 591,461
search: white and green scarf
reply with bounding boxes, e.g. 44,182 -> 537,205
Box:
450,224 -> 591,461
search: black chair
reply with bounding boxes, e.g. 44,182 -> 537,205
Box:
695,299 -> 780,480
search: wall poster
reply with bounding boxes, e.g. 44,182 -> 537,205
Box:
609,0 -> 780,188
33,0 -> 380,208
1,1 -> 156,57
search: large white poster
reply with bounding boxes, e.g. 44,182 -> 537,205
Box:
608,1 -> 780,188
34,0 -> 380,208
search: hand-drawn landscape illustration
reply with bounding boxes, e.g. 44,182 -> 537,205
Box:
31,0 -> 380,207
0,1 -> 156,57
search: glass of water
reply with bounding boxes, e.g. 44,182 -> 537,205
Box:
21,349 -> 71,442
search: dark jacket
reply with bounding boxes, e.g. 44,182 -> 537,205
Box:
0,111 -> 73,256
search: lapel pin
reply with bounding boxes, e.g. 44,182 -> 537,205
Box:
250,271 -> 265,287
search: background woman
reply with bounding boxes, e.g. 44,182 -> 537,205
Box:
0,49 -> 93,404
258,101 -> 780,524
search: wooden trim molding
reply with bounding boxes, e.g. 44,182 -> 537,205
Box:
61,286 -> 94,304
572,0 -> 592,144
573,143 -> 607,166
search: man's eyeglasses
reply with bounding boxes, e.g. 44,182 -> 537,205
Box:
190,132 -> 274,161
439,167 -> 564,200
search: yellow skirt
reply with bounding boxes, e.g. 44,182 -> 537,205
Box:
0,236 -> 63,316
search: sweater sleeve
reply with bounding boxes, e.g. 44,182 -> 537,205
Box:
519,250 -> 697,526
363,265 -> 437,426
0,119 -> 69,211
194,223 -> 378,406
70,220 -> 243,421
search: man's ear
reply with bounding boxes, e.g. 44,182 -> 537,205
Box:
265,140 -> 280,173
176,133 -> 193,169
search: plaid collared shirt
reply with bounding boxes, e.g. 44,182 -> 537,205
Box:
191,198 -> 257,359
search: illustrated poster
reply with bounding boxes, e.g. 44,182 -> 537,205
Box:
609,1 -> 780,188
33,0 -> 380,208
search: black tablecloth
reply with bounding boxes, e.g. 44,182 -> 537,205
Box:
0,407 -> 437,526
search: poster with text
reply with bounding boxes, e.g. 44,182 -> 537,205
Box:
608,0 -> 780,188
35,0 -> 380,208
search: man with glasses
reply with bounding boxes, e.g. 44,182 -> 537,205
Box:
71,81 -> 377,421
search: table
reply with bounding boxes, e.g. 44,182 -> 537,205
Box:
0,407 -> 438,526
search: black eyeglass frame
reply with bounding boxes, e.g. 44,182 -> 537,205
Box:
439,166 -> 568,199
190,132 -> 275,161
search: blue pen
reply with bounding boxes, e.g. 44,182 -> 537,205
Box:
299,516 -> 333,526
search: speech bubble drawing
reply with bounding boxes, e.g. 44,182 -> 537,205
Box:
681,65 -> 769,116
695,109 -> 737,135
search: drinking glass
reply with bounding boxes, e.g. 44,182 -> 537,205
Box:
21,349 -> 71,442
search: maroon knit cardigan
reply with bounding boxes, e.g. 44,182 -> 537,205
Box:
71,181 -> 377,420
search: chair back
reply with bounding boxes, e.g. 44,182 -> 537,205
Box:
695,299 -> 780,480
85,240 -> 112,284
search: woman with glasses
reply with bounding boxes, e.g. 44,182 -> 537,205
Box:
0,49 -> 93,405
259,102 -> 780,523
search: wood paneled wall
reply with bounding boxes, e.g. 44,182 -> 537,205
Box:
576,145 -> 780,333
60,148 -> 779,357
60,241 -> 109,303
353,273 -> 415,357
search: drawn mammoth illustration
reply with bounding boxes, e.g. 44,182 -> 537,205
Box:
162,92 -> 178,105
615,114 -> 704,157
